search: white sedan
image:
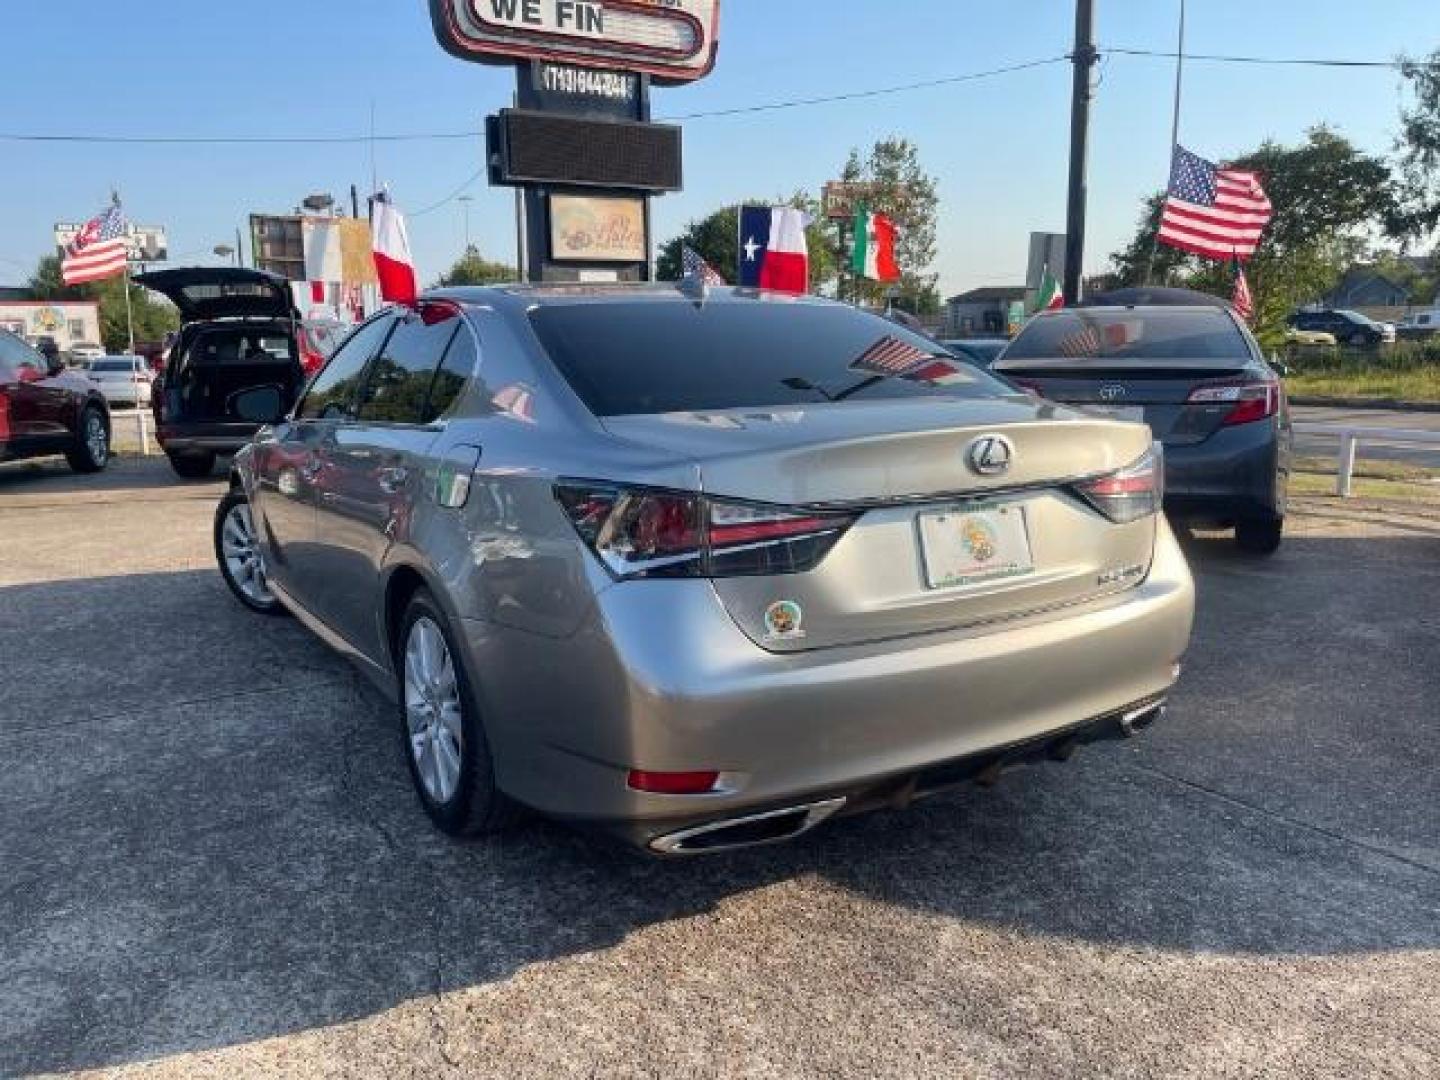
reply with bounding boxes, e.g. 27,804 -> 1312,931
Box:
88,356 -> 154,407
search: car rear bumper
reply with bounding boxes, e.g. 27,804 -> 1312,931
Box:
157,422 -> 260,454
460,515 -> 1195,851
1162,419 -> 1284,522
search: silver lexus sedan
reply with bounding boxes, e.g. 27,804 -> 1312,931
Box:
215,285 -> 1194,854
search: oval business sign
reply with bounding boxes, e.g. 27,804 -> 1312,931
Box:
430,0 -> 721,86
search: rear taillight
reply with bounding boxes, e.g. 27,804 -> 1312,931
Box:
1185,379 -> 1279,426
1074,446 -> 1164,524
555,483 -> 856,580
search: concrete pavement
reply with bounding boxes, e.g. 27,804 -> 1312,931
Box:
2,456 -> 1438,1078
1292,404 -> 1440,469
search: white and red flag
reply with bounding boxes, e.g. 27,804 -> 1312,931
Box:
1159,146 -> 1273,261
371,192 -> 418,304
62,202 -> 128,285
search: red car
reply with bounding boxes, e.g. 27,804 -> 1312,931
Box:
0,326 -> 111,472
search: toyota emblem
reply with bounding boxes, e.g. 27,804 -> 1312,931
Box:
966,434 -> 1014,476
1098,384 -> 1128,401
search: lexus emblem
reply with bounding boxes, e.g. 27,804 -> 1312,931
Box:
1098,384 -> 1128,401
966,434 -> 1014,476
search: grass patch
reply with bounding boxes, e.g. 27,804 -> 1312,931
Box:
1286,368 -> 1440,403
1291,454 -> 1440,504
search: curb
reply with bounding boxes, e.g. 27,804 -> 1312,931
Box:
1289,395 -> 1440,413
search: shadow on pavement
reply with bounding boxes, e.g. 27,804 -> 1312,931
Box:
2,528 -> 1438,1074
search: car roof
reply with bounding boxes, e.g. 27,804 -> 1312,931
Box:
429,282 -> 842,313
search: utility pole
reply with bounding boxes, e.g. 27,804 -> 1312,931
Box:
1063,0 -> 1098,305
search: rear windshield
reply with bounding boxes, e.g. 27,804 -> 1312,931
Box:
91,359 -> 138,372
1001,309 -> 1252,366
528,300 -> 1012,416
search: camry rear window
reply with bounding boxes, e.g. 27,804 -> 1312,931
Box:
528,300 -> 1012,416
91,359 -> 137,371
1003,309 -> 1251,364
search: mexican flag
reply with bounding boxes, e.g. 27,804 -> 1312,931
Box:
1036,265 -> 1064,311
851,208 -> 900,283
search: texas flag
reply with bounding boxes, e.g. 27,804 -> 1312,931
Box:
738,205 -> 810,293
371,191 -> 418,305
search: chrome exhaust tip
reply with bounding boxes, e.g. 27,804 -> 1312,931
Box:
1118,700 -> 1166,737
649,797 -> 846,855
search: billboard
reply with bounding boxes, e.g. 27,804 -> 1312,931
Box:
429,0 -> 721,85
549,194 -> 646,261
54,222 -> 168,263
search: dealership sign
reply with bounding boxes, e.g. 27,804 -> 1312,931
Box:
55,222 -> 168,263
429,0 -> 720,84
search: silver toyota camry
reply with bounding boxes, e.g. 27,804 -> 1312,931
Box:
215,285 -> 1194,854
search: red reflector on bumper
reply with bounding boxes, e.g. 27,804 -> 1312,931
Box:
627,769 -> 721,795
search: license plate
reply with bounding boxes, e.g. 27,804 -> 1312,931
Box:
1085,404 -> 1146,423
918,504 -> 1035,590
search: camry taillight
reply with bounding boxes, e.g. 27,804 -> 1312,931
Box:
555,483 -> 857,580
1185,379 -> 1280,426
1074,446 -> 1164,524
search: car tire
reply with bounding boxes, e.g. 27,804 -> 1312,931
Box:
1235,514 -> 1284,555
65,405 -> 109,473
170,451 -> 216,479
397,588 -> 520,838
214,489 -> 285,615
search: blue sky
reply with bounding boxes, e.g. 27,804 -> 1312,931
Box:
2,1 -> 1436,296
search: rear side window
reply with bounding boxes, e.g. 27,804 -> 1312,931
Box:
299,316 -> 394,420
528,300 -> 1011,416
1002,309 -> 1251,365
0,333 -> 45,378
426,325 -> 477,420
355,305 -> 463,425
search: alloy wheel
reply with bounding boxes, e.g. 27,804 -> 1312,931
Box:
220,502 -> 274,606
405,616 -> 464,804
85,411 -> 108,466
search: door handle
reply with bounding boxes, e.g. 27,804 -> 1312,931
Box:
378,466 -> 409,494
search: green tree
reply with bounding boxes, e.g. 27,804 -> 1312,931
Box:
1108,127 -> 1398,339
434,245 -> 516,287
29,254 -> 178,351
838,137 -> 940,313
1394,48 -> 1440,241
656,193 -> 836,293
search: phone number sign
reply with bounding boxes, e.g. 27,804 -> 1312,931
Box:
429,0 -> 720,85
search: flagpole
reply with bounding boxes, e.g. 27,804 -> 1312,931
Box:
119,221 -> 149,455
1143,0 -> 1186,285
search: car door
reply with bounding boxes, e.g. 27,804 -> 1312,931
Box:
309,302 -> 469,661
0,332 -> 70,450
250,313 -> 396,607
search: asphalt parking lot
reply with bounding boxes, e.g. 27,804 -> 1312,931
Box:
2,456 -> 1438,1079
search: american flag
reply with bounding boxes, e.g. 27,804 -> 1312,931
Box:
1158,146 -> 1273,261
851,335 -> 931,377
1231,257 -> 1255,323
681,245 -> 726,285
62,203 -> 129,285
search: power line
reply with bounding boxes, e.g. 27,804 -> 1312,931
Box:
1106,46 -> 1434,70
0,48 -> 1428,150
661,56 -> 1069,120
409,166 -> 488,217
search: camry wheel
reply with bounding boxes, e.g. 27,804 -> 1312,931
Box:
66,406 -> 109,473
398,589 -> 518,836
214,490 -> 284,614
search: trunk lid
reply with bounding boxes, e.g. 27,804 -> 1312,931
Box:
134,267 -> 297,324
999,364 -> 1251,445
602,399 -> 1157,652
